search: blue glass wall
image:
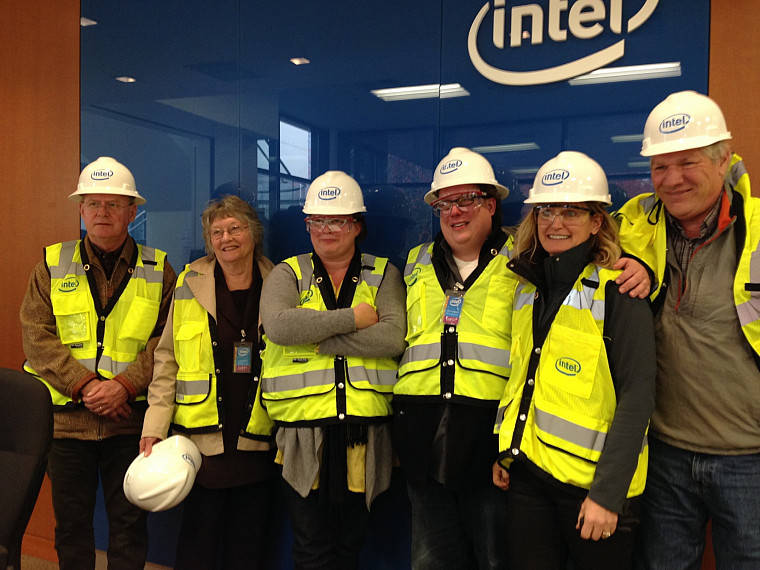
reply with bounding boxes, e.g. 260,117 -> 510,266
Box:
80,0 -> 710,565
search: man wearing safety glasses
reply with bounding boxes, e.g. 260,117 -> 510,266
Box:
393,147 -> 514,569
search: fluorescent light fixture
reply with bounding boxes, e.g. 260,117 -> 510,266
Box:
569,62 -> 681,85
627,161 -> 651,169
115,76 -> 137,83
612,134 -> 644,143
510,167 -> 540,176
80,17 -> 97,26
371,83 -> 469,102
290,57 -> 310,66
473,142 -> 539,153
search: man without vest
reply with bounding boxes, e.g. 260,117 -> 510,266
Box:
615,91 -> 760,570
21,157 -> 176,570
393,147 -> 514,569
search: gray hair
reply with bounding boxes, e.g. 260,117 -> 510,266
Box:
201,194 -> 264,259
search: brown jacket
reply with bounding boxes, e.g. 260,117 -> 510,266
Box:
20,236 -> 176,440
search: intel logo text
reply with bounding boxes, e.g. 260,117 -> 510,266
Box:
555,357 -> 581,376
91,169 -> 114,180
318,187 -> 341,200
542,169 -> 570,186
468,0 -> 661,86
659,113 -> 690,134
58,279 -> 79,292
440,159 -> 462,175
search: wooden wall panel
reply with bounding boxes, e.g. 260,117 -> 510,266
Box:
709,0 -> 760,188
1,0 -> 80,562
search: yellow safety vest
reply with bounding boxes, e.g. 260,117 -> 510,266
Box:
497,264 -> 648,497
25,240 -> 165,408
168,265 -> 273,438
260,253 -> 398,425
616,154 -> 760,355
394,241 -> 515,403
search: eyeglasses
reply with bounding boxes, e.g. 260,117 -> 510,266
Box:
305,217 -> 356,233
210,224 -> 248,240
431,192 -> 488,217
82,199 -> 131,212
534,205 -> 593,226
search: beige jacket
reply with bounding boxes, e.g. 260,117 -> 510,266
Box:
141,254 -> 274,456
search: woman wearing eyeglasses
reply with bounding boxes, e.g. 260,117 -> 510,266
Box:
259,171 -> 406,569
140,195 -> 277,569
492,151 -> 656,570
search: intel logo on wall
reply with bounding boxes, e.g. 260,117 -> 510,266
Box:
468,0 -> 660,86
318,187 -> 341,200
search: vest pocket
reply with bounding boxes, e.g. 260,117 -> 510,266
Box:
118,296 -> 160,342
538,324 -> 601,399
175,321 -> 205,372
53,291 -> 91,344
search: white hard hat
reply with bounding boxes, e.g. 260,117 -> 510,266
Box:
425,147 -> 509,205
526,151 -> 611,205
641,91 -> 731,157
70,157 -> 146,205
123,435 -> 201,512
303,171 -> 366,215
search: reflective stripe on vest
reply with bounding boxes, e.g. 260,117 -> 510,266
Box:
169,265 -> 273,437
261,253 -> 397,424
25,240 -> 165,408
497,264 -> 648,497
395,241 -> 514,402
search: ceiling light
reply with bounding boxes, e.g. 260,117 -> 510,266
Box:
510,167 -> 540,175
371,83 -> 469,102
569,62 -> 681,85
473,143 -> 539,153
115,76 -> 137,83
290,57 -> 310,66
627,160 -> 651,169
611,134 -> 644,143
80,17 -> 97,26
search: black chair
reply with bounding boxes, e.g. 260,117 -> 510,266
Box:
0,368 -> 53,570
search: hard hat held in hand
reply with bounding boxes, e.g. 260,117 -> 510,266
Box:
425,147 -> 509,205
303,171 -> 366,215
69,156 -> 146,205
526,151 -> 611,205
641,91 -> 731,157
123,435 -> 201,512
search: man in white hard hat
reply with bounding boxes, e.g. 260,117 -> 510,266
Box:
21,157 -> 176,570
393,148 -> 514,569
616,91 -> 760,569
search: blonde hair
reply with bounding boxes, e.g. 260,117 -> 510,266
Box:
512,202 -> 621,269
201,195 -> 264,259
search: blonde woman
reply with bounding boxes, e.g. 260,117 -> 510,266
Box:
493,152 -> 655,570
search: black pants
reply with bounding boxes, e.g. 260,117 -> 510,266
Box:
505,464 -> 640,570
47,435 -> 148,570
173,476 -> 277,570
283,479 -> 371,570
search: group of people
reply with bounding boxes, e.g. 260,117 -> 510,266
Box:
20,89 -> 760,570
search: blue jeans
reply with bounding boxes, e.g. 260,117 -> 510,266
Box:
635,437 -> 760,570
406,479 -> 509,570
47,436 -> 148,570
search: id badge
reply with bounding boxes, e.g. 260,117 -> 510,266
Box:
233,341 -> 253,373
441,289 -> 464,325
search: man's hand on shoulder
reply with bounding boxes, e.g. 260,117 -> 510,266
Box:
613,258 -> 651,299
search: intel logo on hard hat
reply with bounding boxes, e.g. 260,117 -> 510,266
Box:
441,159 -> 462,174
659,113 -> 691,134
91,169 -> 114,180
318,187 -> 341,200
542,169 -> 570,186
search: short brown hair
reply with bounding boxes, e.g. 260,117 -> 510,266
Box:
201,195 -> 264,259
